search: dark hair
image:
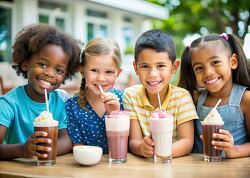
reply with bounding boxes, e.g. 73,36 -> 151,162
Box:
134,29 -> 176,63
78,38 -> 122,108
179,33 -> 250,94
12,24 -> 81,80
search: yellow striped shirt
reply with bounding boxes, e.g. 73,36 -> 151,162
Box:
123,84 -> 198,142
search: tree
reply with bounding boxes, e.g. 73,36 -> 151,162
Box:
149,0 -> 250,56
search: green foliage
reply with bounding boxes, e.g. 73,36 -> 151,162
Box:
149,0 -> 250,58
124,45 -> 134,55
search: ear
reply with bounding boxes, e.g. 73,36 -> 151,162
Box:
171,60 -> 180,74
117,68 -> 122,77
133,61 -> 138,75
230,53 -> 238,70
21,61 -> 28,71
79,65 -> 85,77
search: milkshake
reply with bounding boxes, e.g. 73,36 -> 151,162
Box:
33,111 -> 58,166
201,108 -> 224,162
149,110 -> 174,163
105,111 -> 130,163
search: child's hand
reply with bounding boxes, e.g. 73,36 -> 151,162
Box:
139,135 -> 155,158
24,131 -> 52,158
212,129 -> 234,153
101,92 -> 120,114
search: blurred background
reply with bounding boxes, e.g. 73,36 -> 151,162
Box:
0,0 -> 249,96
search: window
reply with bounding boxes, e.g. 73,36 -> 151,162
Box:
123,17 -> 134,54
0,6 -> 12,62
38,1 -> 68,32
39,14 -> 49,23
86,9 -> 110,41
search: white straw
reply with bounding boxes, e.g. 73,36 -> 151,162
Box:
98,85 -> 105,94
44,89 -> 49,112
214,99 -> 222,109
157,92 -> 162,111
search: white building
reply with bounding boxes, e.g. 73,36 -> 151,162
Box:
0,0 -> 168,93
0,0 -> 168,61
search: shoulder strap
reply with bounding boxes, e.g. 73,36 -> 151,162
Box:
196,89 -> 207,109
228,84 -> 247,106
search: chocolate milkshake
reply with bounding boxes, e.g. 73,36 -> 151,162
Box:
33,111 -> 58,166
201,108 -> 224,162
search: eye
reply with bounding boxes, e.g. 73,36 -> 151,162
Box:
38,63 -> 46,68
157,64 -> 166,68
211,60 -> 221,65
193,66 -> 203,72
90,69 -> 98,72
140,65 -> 148,69
106,70 -> 115,74
56,68 -> 65,74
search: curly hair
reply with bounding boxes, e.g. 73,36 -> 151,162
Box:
12,24 -> 81,80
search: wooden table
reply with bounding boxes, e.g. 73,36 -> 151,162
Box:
0,153 -> 250,178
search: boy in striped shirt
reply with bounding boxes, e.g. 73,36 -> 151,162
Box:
123,30 -> 198,158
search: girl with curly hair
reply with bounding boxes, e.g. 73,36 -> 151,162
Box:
0,24 -> 81,160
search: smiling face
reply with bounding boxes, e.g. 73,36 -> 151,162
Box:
80,54 -> 121,96
191,41 -> 238,94
134,48 -> 178,99
21,44 -> 68,102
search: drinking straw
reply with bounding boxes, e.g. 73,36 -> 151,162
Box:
157,92 -> 162,111
44,89 -> 49,112
214,99 -> 222,109
98,85 -> 105,94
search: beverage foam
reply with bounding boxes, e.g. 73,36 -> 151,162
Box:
151,110 -> 173,119
105,111 -> 130,131
33,111 -> 58,127
202,108 -> 224,125
150,111 -> 174,132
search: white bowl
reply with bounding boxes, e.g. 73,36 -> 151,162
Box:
73,145 -> 103,165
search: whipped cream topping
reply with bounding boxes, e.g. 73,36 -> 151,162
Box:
202,108 -> 224,125
33,111 -> 58,127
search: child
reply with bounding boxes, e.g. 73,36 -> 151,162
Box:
123,29 -> 198,158
0,24 -> 81,160
179,33 -> 250,158
65,38 -> 123,154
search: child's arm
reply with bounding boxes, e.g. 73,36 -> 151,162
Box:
212,90 -> 250,158
0,125 -> 52,160
101,92 -> 120,114
57,128 -> 72,155
129,119 -> 154,157
212,129 -> 250,158
172,120 -> 194,157
123,88 -> 154,157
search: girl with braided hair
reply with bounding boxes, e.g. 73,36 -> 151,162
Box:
65,38 -> 123,153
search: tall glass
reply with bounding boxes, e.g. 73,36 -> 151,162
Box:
105,111 -> 130,163
149,111 -> 174,163
201,122 -> 224,162
33,120 -> 58,166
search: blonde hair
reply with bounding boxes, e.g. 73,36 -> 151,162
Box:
78,38 -> 122,108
